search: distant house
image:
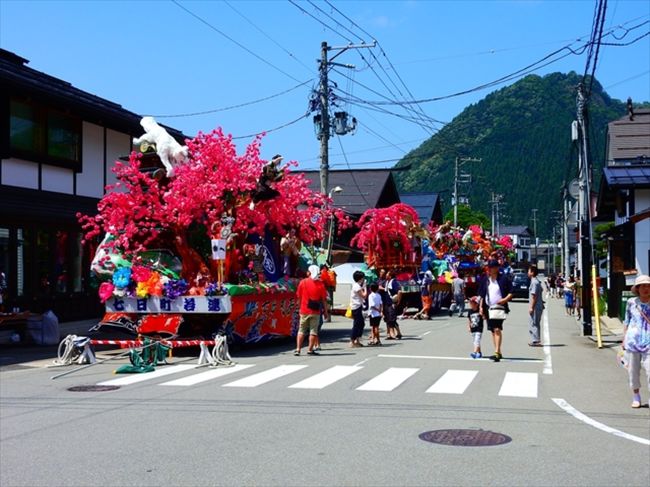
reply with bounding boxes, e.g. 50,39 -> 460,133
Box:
398,192 -> 443,227
300,169 -> 401,263
595,107 -> 650,316
0,48 -> 184,320
498,225 -> 533,264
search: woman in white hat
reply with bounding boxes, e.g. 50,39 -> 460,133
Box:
622,274 -> 650,408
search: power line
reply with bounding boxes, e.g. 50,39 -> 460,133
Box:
303,0 -> 439,134
605,69 -> 650,89
231,113 -> 309,140
171,0 -> 304,83
223,0 -> 315,75
150,79 -> 314,118
337,17 -> 648,107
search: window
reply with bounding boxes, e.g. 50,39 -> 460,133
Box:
9,98 -> 81,169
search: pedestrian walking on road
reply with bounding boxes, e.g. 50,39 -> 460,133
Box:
548,273 -> 557,298
294,265 -> 328,356
414,270 -> 434,320
622,274 -> 650,408
450,273 -> 466,317
467,296 -> 483,358
478,259 -> 513,362
382,271 -> 402,339
564,276 -> 575,315
349,270 -> 368,348
527,265 -> 544,347
367,283 -> 383,346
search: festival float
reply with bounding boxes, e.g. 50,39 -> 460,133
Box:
350,205 -> 515,314
423,222 -> 516,300
78,117 -> 348,345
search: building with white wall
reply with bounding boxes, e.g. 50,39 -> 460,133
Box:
0,49 -> 185,320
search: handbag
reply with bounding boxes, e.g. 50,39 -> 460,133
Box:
488,305 -> 507,321
345,307 -> 353,319
307,299 -> 321,311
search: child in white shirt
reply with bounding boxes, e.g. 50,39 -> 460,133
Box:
368,283 -> 383,346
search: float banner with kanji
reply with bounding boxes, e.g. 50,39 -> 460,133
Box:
228,292 -> 299,343
106,295 -> 232,314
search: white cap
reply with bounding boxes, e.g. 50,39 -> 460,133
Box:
309,265 -> 320,279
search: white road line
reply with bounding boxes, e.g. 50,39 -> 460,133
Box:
498,372 -> 538,398
357,367 -> 419,392
542,308 -> 553,374
421,331 -> 432,337
289,365 -> 362,389
552,398 -> 650,446
160,364 -> 255,386
222,364 -> 306,388
97,364 -> 198,386
426,369 -> 478,394
377,354 -> 541,363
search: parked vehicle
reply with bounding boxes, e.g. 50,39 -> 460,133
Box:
511,272 -> 531,299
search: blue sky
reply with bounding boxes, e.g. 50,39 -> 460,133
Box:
1,0 -> 649,173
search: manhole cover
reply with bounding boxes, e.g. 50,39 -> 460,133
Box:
419,429 -> 511,447
67,385 -> 121,392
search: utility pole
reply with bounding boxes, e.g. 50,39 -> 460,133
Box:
318,41 -> 330,196
316,40 -> 375,195
576,83 -> 593,336
531,208 -> 538,267
562,186 -> 571,278
453,156 -> 481,226
489,193 -> 503,236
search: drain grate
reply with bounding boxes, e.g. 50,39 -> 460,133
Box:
67,385 -> 121,392
419,429 -> 511,447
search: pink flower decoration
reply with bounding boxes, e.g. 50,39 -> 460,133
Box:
98,282 -> 115,303
131,265 -> 152,283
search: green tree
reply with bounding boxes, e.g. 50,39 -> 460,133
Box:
393,72 -> 640,238
443,204 -> 490,229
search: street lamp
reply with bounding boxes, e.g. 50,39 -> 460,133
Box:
326,186 -> 343,264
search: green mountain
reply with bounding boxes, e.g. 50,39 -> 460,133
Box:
394,72 -> 634,238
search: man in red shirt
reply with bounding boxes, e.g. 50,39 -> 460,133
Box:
294,265 -> 329,356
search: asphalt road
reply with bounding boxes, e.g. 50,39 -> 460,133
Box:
1,295 -> 648,487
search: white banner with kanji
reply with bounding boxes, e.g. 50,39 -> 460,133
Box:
106,295 -> 232,314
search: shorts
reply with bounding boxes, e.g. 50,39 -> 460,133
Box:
299,314 -> 320,336
471,331 -> 482,348
369,316 -> 381,327
487,319 -> 504,332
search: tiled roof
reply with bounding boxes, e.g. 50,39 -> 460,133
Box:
607,108 -> 650,164
398,192 -> 441,225
299,169 -> 400,215
603,166 -> 650,188
499,225 -> 532,236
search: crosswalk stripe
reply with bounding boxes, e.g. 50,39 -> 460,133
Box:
498,372 -> 538,398
425,369 -> 478,394
356,367 -> 419,392
289,365 -> 362,389
160,364 -> 255,386
97,364 -> 197,386
222,364 -> 307,388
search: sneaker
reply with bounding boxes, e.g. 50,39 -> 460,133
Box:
632,395 -> 642,408
307,350 -> 319,356
293,350 -> 300,356
470,352 -> 479,359
492,352 -> 502,362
